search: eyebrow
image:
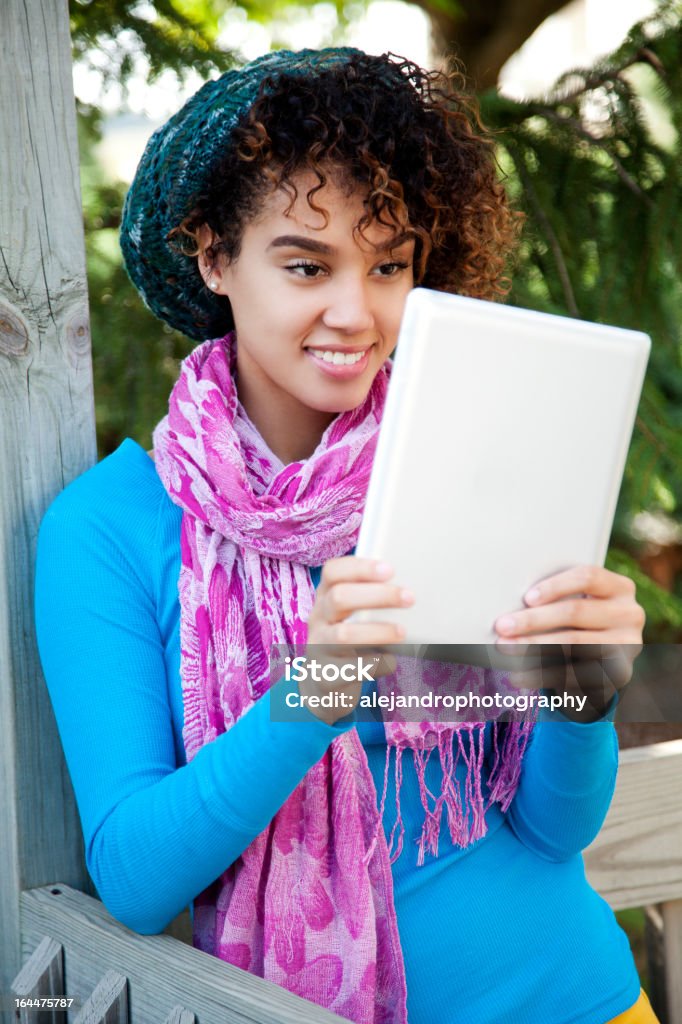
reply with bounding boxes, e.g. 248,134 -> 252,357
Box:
267,230 -> 415,256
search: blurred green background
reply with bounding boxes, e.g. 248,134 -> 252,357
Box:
71,0 -> 682,644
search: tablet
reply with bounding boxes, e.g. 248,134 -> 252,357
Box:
353,288 -> 651,648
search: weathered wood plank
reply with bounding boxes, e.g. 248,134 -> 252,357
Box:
163,1008 -> 196,1024
11,935 -> 64,1024
0,0 -> 96,1003
584,740 -> 682,909
73,972 -> 128,1024
21,885 -> 353,1024
662,898 -> 682,1024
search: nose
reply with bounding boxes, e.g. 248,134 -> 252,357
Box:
321,275 -> 375,334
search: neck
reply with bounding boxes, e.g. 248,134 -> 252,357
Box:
236,366 -> 336,465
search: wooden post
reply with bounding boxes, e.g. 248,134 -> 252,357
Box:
0,0 -> 97,1006
11,936 -> 65,1024
662,898 -> 682,1024
73,972 -> 129,1024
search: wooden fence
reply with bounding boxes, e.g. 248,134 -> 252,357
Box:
2,2 -> 681,1024
1,0 -> 98,1014
11,888 -> 352,1024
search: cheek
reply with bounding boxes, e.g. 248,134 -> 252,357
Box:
390,283 -> 412,321
279,290 -> 321,322
385,301 -> 409,341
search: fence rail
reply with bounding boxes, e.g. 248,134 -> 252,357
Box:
583,738 -> 682,908
15,885 -> 352,1024
10,739 -> 682,1024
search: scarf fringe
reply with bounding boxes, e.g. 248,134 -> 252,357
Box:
362,720 -> 534,870
486,718 -> 535,812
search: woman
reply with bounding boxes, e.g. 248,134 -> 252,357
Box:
35,48 -> 653,1023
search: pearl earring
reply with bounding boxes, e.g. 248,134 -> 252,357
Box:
209,281 -> 218,291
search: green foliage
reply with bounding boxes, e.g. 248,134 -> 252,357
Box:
78,107 -> 191,454
72,0 -> 682,636
86,223 -> 190,453
70,0 -> 235,90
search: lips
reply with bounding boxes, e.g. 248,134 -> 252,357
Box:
304,344 -> 371,355
304,344 -> 373,379
307,349 -> 367,366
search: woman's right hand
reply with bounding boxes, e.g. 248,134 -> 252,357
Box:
303,557 -> 415,724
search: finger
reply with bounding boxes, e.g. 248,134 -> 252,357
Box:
334,620 -> 406,645
569,647 -> 638,691
324,582 -> 414,623
496,595 -> 637,637
506,643 -> 639,687
507,668 -> 548,691
507,660 -> 621,694
523,565 -> 636,606
564,640 -> 643,662
500,630 -> 617,646
505,647 -> 578,691
319,557 -> 394,591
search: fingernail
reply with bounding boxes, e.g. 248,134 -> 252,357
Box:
496,616 -> 516,634
525,588 -> 541,605
375,562 -> 393,578
400,589 -> 415,605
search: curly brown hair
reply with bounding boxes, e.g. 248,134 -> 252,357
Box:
170,52 -> 518,309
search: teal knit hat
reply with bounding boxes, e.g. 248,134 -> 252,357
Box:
120,47 -> 364,340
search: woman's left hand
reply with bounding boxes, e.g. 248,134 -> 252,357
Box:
494,565 -> 645,718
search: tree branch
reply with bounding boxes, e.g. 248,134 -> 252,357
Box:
422,0 -> 574,89
546,50 -> 652,103
530,104 -> 653,204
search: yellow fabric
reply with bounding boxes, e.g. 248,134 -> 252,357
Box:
606,989 -> 660,1024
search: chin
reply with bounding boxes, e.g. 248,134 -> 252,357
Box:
319,388 -> 372,415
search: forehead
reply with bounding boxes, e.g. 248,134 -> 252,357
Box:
250,168 -> 409,247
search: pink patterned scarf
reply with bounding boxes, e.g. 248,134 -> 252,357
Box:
153,333 -> 533,1024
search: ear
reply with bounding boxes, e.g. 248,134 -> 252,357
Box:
195,225 -> 225,294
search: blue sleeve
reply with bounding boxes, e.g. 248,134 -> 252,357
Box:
505,717 -> 619,862
34,459 -> 352,935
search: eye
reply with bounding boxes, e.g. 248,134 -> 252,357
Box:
286,260 -> 327,279
374,261 -> 411,277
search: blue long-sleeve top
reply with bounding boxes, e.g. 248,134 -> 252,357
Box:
35,439 -> 641,1024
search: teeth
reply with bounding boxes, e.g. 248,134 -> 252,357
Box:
309,349 -> 367,366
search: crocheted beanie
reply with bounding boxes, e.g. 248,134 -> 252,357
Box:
120,48 -> 365,340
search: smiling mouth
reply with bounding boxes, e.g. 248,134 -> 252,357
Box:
303,344 -> 375,379
304,343 -> 375,366
307,349 -> 367,366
